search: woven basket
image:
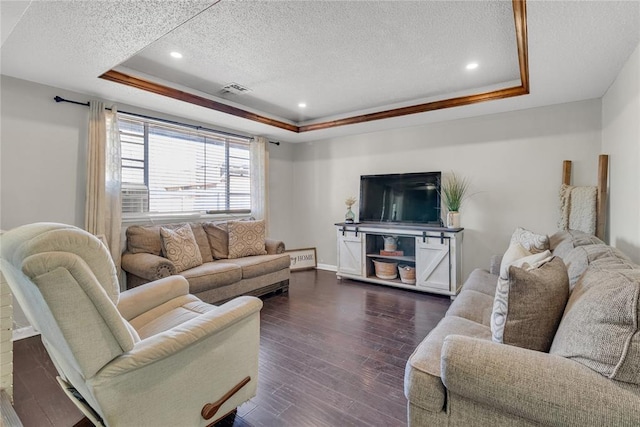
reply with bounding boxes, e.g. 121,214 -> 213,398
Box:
398,264 -> 416,285
372,259 -> 398,280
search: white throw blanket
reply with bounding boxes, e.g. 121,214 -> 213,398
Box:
558,184 -> 597,235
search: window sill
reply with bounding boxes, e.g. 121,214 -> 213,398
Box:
121,212 -> 252,225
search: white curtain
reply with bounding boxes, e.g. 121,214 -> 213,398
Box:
250,136 -> 269,231
85,101 -> 122,270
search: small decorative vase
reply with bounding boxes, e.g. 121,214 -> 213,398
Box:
447,211 -> 460,228
345,206 -> 355,223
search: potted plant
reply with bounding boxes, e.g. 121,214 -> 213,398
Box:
440,172 -> 471,228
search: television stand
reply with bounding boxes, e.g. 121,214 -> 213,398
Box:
335,222 -> 463,297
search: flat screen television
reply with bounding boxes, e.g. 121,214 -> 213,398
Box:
359,172 -> 441,225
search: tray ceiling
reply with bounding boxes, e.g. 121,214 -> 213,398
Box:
1,1 -> 638,142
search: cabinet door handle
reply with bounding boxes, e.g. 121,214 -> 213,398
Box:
422,231 -> 427,243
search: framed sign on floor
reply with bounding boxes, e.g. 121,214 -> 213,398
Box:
285,248 -> 317,271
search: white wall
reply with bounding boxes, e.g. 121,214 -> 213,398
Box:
1,76 -> 89,229
602,43 -> 640,263
291,100 -> 602,279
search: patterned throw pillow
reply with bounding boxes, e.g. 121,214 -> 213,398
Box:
510,227 -> 550,254
227,220 -> 267,259
491,251 -> 569,352
160,223 -> 203,272
499,242 -> 532,278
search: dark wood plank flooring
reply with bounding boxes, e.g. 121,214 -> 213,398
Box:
12,269 -> 450,426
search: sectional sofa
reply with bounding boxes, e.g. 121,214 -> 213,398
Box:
121,220 -> 290,304
405,229 -> 640,426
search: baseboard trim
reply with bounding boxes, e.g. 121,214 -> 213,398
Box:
316,263 -> 337,272
12,326 -> 38,341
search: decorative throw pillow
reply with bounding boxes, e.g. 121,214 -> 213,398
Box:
203,222 -> 229,259
160,223 -> 203,272
227,220 -> 267,259
491,251 -> 569,352
499,242 -> 532,278
550,268 -> 640,385
510,227 -> 550,254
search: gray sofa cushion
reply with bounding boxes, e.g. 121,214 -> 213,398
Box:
551,267 -> 640,385
203,222 -> 229,259
180,262 -> 242,294
221,254 -> 291,280
461,269 -> 498,297
563,244 -> 633,289
551,230 -> 605,259
127,224 -> 163,256
405,316 -> 491,412
446,290 -> 494,326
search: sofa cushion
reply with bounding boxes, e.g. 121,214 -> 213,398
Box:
180,262 -> 243,294
189,223 -> 214,263
203,222 -> 229,259
510,227 -> 549,254
126,223 -> 213,262
405,316 -> 491,412
227,220 -> 268,259
446,290 -> 494,326
550,268 -> 640,385
127,225 -> 162,256
491,254 -> 569,352
563,244 -> 632,289
551,230 -> 605,259
222,254 -> 291,280
461,269 -> 498,297
160,224 -> 203,273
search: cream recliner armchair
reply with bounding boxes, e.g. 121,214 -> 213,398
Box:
0,223 -> 262,426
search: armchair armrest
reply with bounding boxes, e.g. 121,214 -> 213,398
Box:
265,238 -> 285,254
441,335 -> 640,426
121,252 -> 176,281
97,296 -> 263,378
117,275 -> 189,321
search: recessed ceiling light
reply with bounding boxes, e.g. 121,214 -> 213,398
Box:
170,51 -> 183,59
298,102 -> 307,108
466,62 -> 478,70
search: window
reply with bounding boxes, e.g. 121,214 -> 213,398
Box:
118,114 -> 251,215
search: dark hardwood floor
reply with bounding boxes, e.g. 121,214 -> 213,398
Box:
12,269 -> 450,426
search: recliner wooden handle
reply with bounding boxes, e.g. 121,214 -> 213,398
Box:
201,376 -> 251,420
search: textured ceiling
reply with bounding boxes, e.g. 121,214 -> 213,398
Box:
1,1 -> 639,143
120,1 -> 519,123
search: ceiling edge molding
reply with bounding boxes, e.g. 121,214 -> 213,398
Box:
99,0 -> 529,133
99,69 -> 299,132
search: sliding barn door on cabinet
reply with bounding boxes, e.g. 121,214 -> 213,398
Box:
415,237 -> 451,291
336,229 -> 363,277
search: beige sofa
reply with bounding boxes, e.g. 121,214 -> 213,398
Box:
405,229 -> 640,426
121,221 -> 290,304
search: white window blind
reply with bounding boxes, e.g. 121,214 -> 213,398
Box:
118,114 -> 251,215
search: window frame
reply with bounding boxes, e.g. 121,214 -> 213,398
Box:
118,113 -> 252,219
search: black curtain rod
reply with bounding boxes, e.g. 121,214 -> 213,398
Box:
53,96 -> 280,146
